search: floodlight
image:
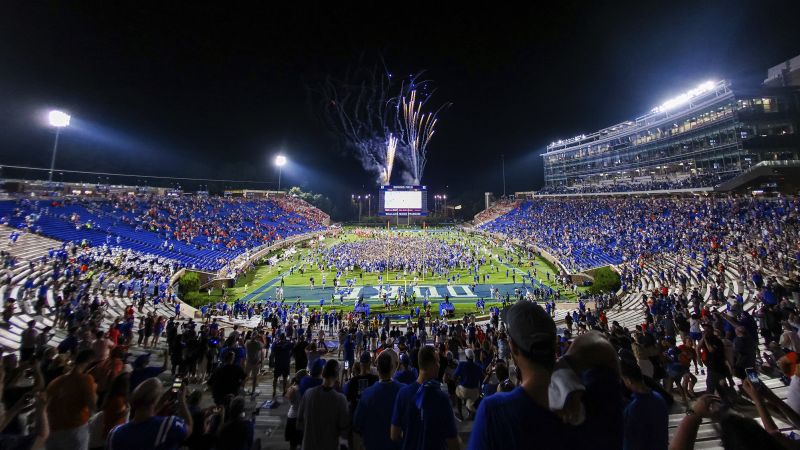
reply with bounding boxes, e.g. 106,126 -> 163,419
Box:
48,110 -> 71,128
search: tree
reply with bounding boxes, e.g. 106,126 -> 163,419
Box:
178,271 -> 201,295
288,186 -> 334,215
588,267 -> 622,295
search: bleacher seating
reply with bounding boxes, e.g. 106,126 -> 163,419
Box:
0,195 -> 328,271
479,196 -> 799,273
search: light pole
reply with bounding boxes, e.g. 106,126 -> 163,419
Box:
47,110 -> 71,182
366,194 -> 371,217
274,154 -> 287,191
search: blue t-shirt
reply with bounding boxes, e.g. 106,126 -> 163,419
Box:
354,380 -> 403,450
299,376 -> 323,396
393,368 -> 418,385
108,416 -> 188,450
468,386 -> 565,450
343,339 -> 355,362
624,391 -> 668,450
576,367 -> 624,449
454,360 -> 483,389
391,381 -> 457,450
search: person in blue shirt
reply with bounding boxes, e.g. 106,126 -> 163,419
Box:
129,351 -> 168,392
391,346 -> 459,450
620,360 -> 668,450
299,359 -> 325,396
469,302 -> 624,450
453,348 -> 484,420
108,378 -> 192,450
393,354 -> 418,385
354,351 -> 403,450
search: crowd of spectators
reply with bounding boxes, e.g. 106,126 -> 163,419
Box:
0,195 -> 327,271
538,172 -> 737,195
481,196 -> 800,272
472,199 -> 520,226
273,197 -> 330,226
5,191 -> 800,449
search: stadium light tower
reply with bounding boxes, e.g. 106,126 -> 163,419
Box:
274,154 -> 287,191
47,110 -> 71,182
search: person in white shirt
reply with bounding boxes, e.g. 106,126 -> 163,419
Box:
781,323 -> 800,353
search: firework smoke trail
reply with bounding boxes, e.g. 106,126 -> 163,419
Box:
383,134 -> 398,185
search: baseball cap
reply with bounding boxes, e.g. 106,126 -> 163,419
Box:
503,301 -> 556,355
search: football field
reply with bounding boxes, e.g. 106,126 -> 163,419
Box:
193,228 -> 586,318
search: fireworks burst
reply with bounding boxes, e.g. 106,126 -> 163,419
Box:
383,134 -> 398,185
401,90 -> 439,184
311,56 -> 448,186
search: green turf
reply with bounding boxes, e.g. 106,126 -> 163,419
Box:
182,228 -> 589,313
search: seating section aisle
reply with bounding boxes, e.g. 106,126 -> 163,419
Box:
0,196 -> 327,271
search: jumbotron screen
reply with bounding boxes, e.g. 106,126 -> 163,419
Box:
379,185 -> 428,216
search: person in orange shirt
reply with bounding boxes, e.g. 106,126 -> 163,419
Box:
90,346 -> 127,405
46,349 -> 98,450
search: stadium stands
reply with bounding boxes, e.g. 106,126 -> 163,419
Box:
4,190 -> 800,450
472,198 -> 521,226
479,196 -> 799,273
0,195 -> 327,271
535,172 -> 736,195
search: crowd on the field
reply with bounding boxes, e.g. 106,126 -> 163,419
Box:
320,235 -> 482,275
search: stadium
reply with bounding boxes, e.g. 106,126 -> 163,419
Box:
3,4 -> 800,450
537,78 -> 800,194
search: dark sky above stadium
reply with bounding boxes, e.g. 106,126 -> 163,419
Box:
1,1 -> 799,215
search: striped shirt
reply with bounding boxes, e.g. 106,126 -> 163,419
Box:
108,415 -> 188,450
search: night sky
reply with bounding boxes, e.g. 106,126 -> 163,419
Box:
1,2 -> 799,217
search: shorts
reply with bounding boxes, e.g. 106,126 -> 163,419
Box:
456,385 -> 480,412
667,363 -> 688,379
689,332 -> 702,341
285,417 -> 302,446
246,363 -> 261,377
274,366 -> 290,378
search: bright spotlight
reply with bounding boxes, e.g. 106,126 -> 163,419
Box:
48,110 -> 71,128
274,155 -> 287,167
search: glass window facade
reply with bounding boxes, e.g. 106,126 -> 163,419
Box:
541,82 -> 800,190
